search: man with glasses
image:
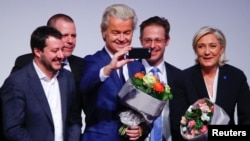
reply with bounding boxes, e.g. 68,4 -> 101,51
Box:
139,16 -> 182,141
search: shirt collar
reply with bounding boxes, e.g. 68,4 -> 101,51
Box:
33,60 -> 59,82
141,59 -> 165,74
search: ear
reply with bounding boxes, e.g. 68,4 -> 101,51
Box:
139,37 -> 143,45
102,31 -> 106,41
33,48 -> 41,58
220,46 -> 225,54
165,38 -> 170,47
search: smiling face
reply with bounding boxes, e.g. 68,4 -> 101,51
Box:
140,25 -> 169,66
195,33 -> 224,70
34,36 -> 64,77
54,19 -> 76,58
102,17 -> 133,54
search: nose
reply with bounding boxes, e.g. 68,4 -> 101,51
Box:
118,33 -> 125,41
58,49 -> 64,59
149,41 -> 156,49
63,36 -> 73,44
204,47 -> 211,55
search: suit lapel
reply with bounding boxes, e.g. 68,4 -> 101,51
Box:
27,64 -> 53,124
215,66 -> 228,104
57,72 -> 67,124
165,63 -> 172,85
68,56 -> 79,77
192,66 -> 209,99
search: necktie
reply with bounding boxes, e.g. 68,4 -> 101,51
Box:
150,115 -> 162,141
150,67 -> 162,141
119,67 -> 126,84
151,67 -> 159,79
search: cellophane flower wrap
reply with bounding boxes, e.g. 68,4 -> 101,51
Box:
180,98 -> 230,141
118,72 -> 173,136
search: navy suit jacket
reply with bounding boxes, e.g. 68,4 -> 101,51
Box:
0,63 -> 81,141
9,53 -> 85,112
170,64 -> 250,141
80,48 -> 145,141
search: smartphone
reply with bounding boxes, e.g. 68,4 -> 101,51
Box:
124,48 -> 151,59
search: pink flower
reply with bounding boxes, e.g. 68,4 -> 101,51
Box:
188,120 -> 196,128
191,129 -> 200,135
180,98 -> 214,139
200,125 -> 208,134
199,103 -> 211,112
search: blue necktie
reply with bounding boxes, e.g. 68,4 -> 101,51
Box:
150,67 -> 162,141
119,67 -> 126,84
151,67 -> 159,79
151,115 -> 162,141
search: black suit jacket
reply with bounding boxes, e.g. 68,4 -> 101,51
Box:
163,62 -> 182,141
170,64 -> 250,141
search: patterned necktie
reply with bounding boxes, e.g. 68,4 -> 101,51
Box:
150,67 -> 162,141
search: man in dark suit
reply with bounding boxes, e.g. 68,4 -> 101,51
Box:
139,16 -> 182,141
0,26 -> 81,141
79,4 -> 149,141
9,13 -> 86,132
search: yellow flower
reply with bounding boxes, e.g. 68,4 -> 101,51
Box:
143,74 -> 157,88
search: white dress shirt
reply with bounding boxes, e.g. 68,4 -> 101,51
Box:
33,61 -> 63,141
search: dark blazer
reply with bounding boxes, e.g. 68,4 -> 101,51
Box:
0,63 -> 82,141
80,48 -> 146,141
162,62 -> 182,141
170,64 -> 250,141
10,53 -> 84,113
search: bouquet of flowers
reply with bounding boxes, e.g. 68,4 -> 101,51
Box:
118,72 -> 173,136
131,72 -> 173,101
180,98 -> 229,140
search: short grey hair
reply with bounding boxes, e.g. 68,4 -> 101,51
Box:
100,4 -> 137,33
192,26 -> 228,66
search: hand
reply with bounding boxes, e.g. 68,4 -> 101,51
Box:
104,46 -> 134,75
125,125 -> 142,141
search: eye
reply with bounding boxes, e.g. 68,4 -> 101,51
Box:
71,34 -> 77,38
155,38 -> 165,44
143,39 -> 152,44
197,44 -> 204,48
112,31 -> 120,35
124,31 -> 131,35
210,43 -> 217,48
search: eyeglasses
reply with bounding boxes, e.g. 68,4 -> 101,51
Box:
142,38 -> 166,44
